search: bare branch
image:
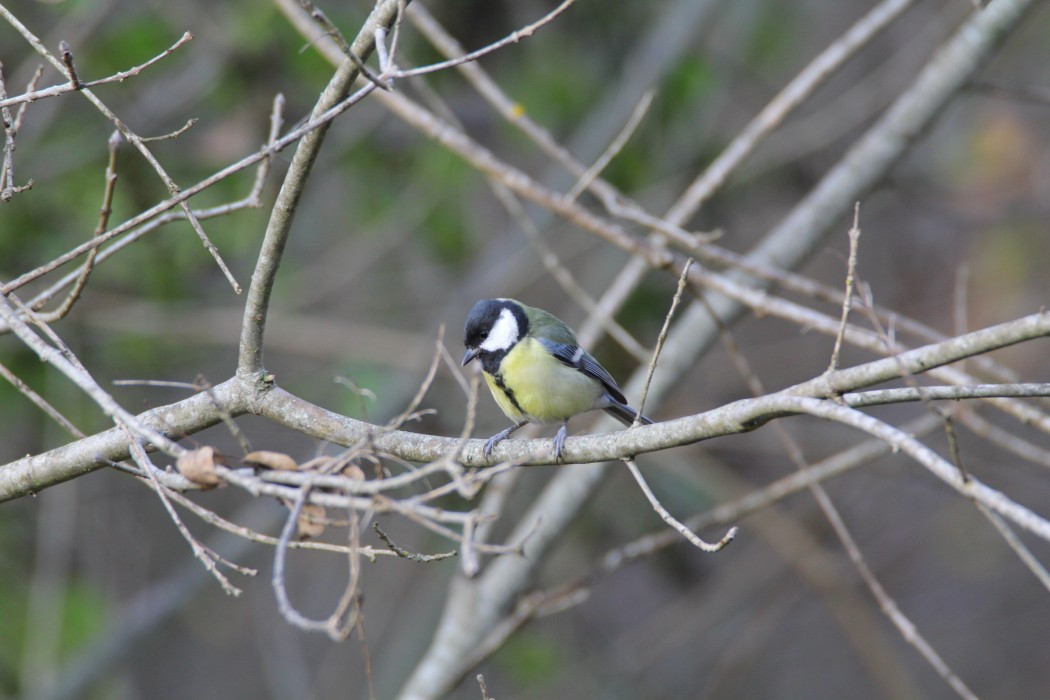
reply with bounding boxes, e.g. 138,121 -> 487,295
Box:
5,310 -> 1049,503
0,293 -> 184,461
34,130 -> 121,323
826,205 -> 862,374
0,33 -> 194,111
237,0 -> 404,377
781,396 -> 1050,543
635,258 -> 691,424
0,17 -> 240,292
624,458 -> 736,552
129,437 -> 246,596
373,524 -> 456,563
6,94 -> 284,324
565,90 -> 654,203
668,0 -> 919,219
389,0 -> 577,79
0,360 -> 83,438
0,87 -> 341,303
0,60 -> 35,200
272,486 -> 361,635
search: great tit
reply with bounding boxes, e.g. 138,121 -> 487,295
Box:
462,298 -> 652,459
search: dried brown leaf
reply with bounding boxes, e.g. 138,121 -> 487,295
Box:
298,503 -> 327,540
176,446 -> 224,488
242,450 -> 298,471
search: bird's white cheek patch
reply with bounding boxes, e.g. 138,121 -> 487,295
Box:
480,308 -> 519,352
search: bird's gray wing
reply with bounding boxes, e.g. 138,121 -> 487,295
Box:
537,338 -> 627,405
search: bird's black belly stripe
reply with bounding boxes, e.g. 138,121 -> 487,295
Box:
491,370 -> 525,416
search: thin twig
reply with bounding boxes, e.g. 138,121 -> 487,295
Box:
977,506 -> 1050,593
156,482 -> 391,557
388,0 -> 408,71
623,458 -> 736,552
198,375 -> 253,455
16,94 -> 282,320
0,360 -> 84,438
36,130 -> 121,323
374,26 -> 392,76
0,77 -> 364,302
0,62 -> 13,197
270,484 -> 368,639
0,60 -> 34,200
389,0 -> 577,79
139,118 -> 197,142
300,0 -> 389,90
325,505 -> 364,640
477,675 -> 492,700
0,13 -> 240,293
272,487 -> 339,632
566,90 -> 654,202
128,437 -> 244,596
804,455 -> 979,700
0,33 -> 194,110
0,292 -> 184,457
826,204 -> 861,374
374,523 -> 456,562
58,40 -> 82,89
459,512 -> 481,578
300,0 -> 352,54
635,258 -> 692,424
357,599 -> 378,700
705,285 -> 981,699
597,412 -> 945,576
383,324 -> 446,432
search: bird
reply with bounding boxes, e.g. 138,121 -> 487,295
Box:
462,298 -> 652,459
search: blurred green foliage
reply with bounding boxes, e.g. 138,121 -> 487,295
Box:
0,563 -> 109,698
743,4 -> 798,70
496,631 -> 566,688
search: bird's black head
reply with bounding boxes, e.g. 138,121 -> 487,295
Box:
462,298 -> 530,369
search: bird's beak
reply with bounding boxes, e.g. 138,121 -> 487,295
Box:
462,347 -> 480,367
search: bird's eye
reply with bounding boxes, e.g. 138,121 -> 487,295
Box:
480,331 -> 488,339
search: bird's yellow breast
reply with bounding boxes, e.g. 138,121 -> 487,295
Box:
484,337 -> 603,425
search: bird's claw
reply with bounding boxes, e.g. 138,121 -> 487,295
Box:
552,423 -> 568,462
483,426 -> 515,457
482,435 -> 503,457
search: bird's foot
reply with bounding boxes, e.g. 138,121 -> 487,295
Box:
483,424 -> 520,457
552,422 -> 569,462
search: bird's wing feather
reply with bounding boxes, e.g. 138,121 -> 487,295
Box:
537,337 -> 627,405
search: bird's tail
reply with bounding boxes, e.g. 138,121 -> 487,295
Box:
603,401 -> 654,427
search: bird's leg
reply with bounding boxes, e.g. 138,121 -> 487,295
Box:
552,419 -> 570,461
484,421 -> 528,456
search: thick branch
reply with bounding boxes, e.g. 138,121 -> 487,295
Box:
237,0 -> 406,377
3,309 -> 1047,502
0,378 -> 248,501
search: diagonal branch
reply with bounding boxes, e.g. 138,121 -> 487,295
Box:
237,0 -> 407,377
